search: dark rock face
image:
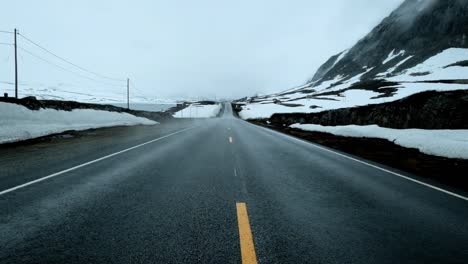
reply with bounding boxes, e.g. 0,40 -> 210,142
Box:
445,60 -> 468,68
311,0 -> 468,85
231,103 -> 243,116
312,79 -> 400,98
269,90 -> 468,129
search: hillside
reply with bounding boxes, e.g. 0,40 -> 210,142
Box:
237,0 -> 468,120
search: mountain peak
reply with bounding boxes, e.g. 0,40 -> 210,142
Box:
311,0 -> 468,86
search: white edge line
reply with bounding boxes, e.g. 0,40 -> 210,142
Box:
0,126 -> 196,196
247,121 -> 468,202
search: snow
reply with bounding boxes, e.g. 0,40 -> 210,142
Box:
238,47 -> 468,120
316,67 -> 374,94
238,81 -> 468,119
389,48 -> 468,82
0,102 -> 157,144
267,70 -> 367,103
110,103 -> 176,112
330,49 -> 349,69
382,49 -> 406,64
377,56 -> 414,76
1,81 -> 178,106
290,124 -> 468,159
173,103 -> 221,118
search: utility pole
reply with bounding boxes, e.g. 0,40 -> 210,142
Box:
127,78 -> 130,110
14,28 -> 18,99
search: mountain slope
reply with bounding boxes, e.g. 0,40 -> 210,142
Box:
237,0 -> 468,120
314,0 -> 468,84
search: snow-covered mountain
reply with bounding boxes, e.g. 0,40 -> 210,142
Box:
238,0 -> 468,119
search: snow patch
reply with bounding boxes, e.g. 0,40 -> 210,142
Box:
377,56 -> 414,77
382,49 -> 406,64
290,124 -> 468,159
390,48 -> 468,81
331,49 -> 349,69
0,102 -> 157,144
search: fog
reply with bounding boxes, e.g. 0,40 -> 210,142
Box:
0,0 -> 404,100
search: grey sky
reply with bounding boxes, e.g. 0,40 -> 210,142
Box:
0,0 -> 403,100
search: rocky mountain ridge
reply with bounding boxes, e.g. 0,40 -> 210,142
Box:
311,0 -> 468,86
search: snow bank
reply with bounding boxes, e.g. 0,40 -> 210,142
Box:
290,124 -> 468,159
0,102 -> 157,144
173,104 -> 221,118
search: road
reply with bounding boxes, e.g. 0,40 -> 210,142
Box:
1,103 -> 467,263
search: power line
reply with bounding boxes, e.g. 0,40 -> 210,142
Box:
2,29 -> 134,104
16,52 -> 128,103
17,32 -> 126,82
0,80 -> 126,102
0,80 -> 88,89
18,46 -> 126,88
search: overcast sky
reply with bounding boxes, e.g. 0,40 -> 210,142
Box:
0,0 -> 404,100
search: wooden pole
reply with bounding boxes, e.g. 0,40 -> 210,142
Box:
14,29 -> 18,99
127,78 -> 130,109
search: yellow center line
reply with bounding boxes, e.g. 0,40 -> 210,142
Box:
236,202 -> 258,264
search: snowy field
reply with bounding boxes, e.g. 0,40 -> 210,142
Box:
1,84 -> 177,107
0,102 -> 157,144
173,104 -> 221,118
238,48 -> 468,120
110,103 -> 176,112
290,124 -> 468,159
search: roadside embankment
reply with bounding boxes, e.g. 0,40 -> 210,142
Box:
240,90 -> 468,192
0,97 -> 162,144
0,96 -> 173,122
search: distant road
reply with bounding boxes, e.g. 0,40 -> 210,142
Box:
1,103 -> 467,263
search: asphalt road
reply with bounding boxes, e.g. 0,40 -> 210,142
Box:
1,103 -> 467,263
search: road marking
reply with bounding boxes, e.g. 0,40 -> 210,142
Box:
229,136 -> 233,143
0,127 -> 196,196
251,123 -> 468,202
236,203 -> 258,264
